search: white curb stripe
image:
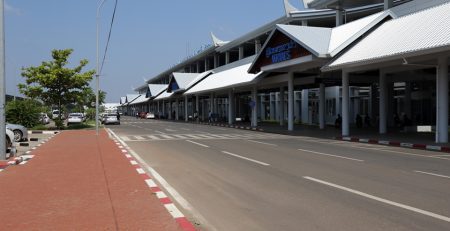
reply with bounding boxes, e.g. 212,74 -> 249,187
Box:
125,154 -> 132,158
130,160 -> 138,165
342,137 -> 351,141
378,140 -> 390,145
156,191 -> 167,199
304,176 -> 450,223
359,139 -> 369,143
400,143 -> 413,148
121,149 -> 127,153
164,204 -> 184,218
145,179 -> 158,188
426,145 -> 442,151
136,168 -> 145,174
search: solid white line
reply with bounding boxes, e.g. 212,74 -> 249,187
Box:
414,170 -> 450,179
145,179 -> 157,188
246,139 -> 278,146
297,148 -> 364,162
164,203 -> 184,218
120,136 -> 131,141
186,140 -> 209,148
221,151 -> 270,166
303,176 -> 450,223
136,168 -> 145,174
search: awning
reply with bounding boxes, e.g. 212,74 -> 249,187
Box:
323,2 -> 450,71
185,63 -> 262,95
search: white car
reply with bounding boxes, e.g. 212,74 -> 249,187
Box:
5,128 -> 16,157
104,114 -> 120,125
40,113 -> 50,124
6,123 -> 29,142
146,112 -> 155,119
67,113 -> 84,125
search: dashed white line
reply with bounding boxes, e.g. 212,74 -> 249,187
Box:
246,139 -> 278,146
414,170 -> 450,179
221,151 -> 270,166
297,148 -> 364,162
186,140 -> 209,148
303,176 -> 450,223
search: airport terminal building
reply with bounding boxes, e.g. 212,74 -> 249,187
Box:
120,0 -> 450,143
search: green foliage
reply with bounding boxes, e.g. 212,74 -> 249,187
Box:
19,49 -> 95,128
85,108 -> 96,120
74,88 -> 107,111
6,99 -> 42,128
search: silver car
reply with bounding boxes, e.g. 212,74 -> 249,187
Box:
104,114 -> 120,125
6,123 -> 29,142
5,128 -> 16,156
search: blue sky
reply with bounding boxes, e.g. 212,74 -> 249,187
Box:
5,0 -> 304,103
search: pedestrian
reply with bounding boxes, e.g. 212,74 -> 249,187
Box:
116,111 -> 120,121
335,114 -> 342,128
208,110 -> 212,123
364,114 -> 371,127
356,114 -> 362,128
135,112 -> 139,119
194,110 -> 198,122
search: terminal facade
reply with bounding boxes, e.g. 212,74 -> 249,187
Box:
120,0 -> 450,143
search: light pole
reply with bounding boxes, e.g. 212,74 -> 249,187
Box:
0,0 -> 6,160
96,0 -> 107,135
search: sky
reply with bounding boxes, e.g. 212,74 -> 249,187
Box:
5,0 -> 304,103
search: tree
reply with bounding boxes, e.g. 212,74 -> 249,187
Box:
6,99 -> 43,128
74,88 -> 107,113
19,49 -> 95,128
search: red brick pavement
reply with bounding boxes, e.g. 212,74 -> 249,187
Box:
0,130 -> 182,231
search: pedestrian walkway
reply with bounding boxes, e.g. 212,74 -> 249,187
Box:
120,133 -> 289,142
0,130 -> 184,231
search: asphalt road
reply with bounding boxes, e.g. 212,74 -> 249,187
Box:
109,117 -> 450,231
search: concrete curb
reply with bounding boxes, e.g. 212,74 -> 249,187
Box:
336,136 -> 450,153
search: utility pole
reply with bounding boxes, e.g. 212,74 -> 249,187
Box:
96,0 -> 107,135
0,0 -> 6,160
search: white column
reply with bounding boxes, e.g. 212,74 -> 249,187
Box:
251,87 -> 258,127
228,90 -> 234,125
255,40 -> 261,54
301,90 -> 309,124
436,57 -> 448,143
196,62 -> 200,73
279,87 -> 285,126
384,0 -> 393,10
214,54 -> 218,68
239,46 -> 244,60
379,71 -> 387,134
157,101 -> 160,115
225,52 -> 230,64
319,83 -> 325,129
288,73 -> 294,131
336,10 -> 344,26
185,96 -> 188,122
162,100 -> 165,118
260,95 -> 265,120
210,93 -> 214,115
196,95 -> 199,122
342,70 -> 350,136
204,59 -> 209,71
404,82 -> 412,118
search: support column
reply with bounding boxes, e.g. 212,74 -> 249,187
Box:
288,73 -> 294,131
204,59 -> 209,71
175,99 -> 179,120
196,62 -> 200,73
239,46 -> 244,60
301,20 -> 308,26
162,100 -> 165,118
404,82 -> 412,118
228,91 -> 234,125
157,101 -> 160,117
336,10 -> 344,26
319,83 -> 326,129
260,94 -> 265,120
185,96 -> 188,122
225,52 -> 230,65
280,87 -> 285,126
379,71 -> 387,134
436,56 -> 448,143
301,89 -> 309,124
251,87 -> 258,127
342,70 -> 350,136
168,101 -> 172,120
196,95 -> 199,122
384,0 -> 393,10
255,40 -> 261,54
214,54 -> 218,68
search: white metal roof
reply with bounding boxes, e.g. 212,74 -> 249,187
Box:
125,94 -> 140,103
129,95 -> 148,105
323,1 -> 450,71
147,84 -> 167,98
169,73 -> 200,92
153,91 -> 174,101
119,97 -> 126,104
185,63 -> 261,95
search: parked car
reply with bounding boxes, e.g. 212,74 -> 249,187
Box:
6,123 -> 28,142
40,113 -> 50,124
5,128 -> 16,156
146,112 -> 155,119
52,109 -> 65,120
139,112 -> 147,119
104,114 -> 120,125
67,113 -> 84,125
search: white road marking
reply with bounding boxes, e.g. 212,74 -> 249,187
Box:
136,168 -> 145,174
164,203 -> 184,218
154,130 -> 166,134
120,136 -> 131,141
160,135 -> 173,139
430,155 -> 450,157
147,135 -> 161,140
221,151 -> 270,166
180,128 -> 190,131
130,160 -> 138,165
145,179 -> 158,188
134,136 -> 146,140
297,148 -> 364,162
246,140 -> 278,146
303,176 -> 450,223
353,146 -> 450,161
186,140 -> 209,148
156,191 -> 168,199
414,170 -> 450,179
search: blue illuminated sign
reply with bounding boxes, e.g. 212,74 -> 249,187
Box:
265,40 -> 297,64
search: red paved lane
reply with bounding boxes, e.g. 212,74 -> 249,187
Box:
0,130 -> 182,231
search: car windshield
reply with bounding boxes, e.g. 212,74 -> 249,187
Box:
107,114 -> 117,117
69,113 -> 82,117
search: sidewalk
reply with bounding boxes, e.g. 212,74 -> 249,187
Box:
0,130 -> 183,230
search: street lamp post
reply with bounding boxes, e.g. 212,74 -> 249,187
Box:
96,0 -> 107,135
0,0 -> 6,160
